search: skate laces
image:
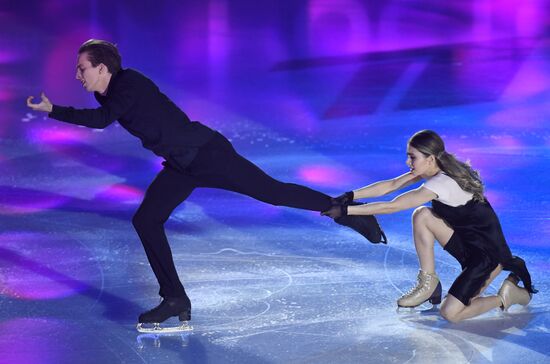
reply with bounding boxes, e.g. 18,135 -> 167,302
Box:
401,271 -> 434,298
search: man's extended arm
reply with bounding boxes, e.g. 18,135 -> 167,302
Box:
27,87 -> 135,129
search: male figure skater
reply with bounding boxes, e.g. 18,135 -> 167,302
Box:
27,39 -> 385,330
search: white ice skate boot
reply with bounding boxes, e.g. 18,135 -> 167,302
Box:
498,274 -> 532,311
397,270 -> 442,309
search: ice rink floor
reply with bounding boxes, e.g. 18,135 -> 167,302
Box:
1,1 -> 549,363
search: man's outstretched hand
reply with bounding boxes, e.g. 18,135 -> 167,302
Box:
27,92 -> 53,113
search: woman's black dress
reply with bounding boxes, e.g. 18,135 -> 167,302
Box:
432,199 -> 537,305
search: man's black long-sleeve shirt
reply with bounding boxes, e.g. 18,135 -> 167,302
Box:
49,68 -> 216,167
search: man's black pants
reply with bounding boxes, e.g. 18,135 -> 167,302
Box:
132,132 -> 332,298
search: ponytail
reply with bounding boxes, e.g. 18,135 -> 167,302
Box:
436,151 -> 485,202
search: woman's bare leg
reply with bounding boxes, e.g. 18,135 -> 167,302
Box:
396,207 -> 454,307
440,265 -> 503,322
412,207 -> 506,321
412,206 -> 454,273
473,264 -> 503,298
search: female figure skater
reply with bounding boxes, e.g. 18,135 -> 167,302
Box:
323,130 -> 536,322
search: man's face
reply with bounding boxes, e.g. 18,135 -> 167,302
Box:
75,52 -> 102,92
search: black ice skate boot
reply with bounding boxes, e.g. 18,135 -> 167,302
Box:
335,214 -> 387,244
137,296 -> 192,333
323,202 -> 388,244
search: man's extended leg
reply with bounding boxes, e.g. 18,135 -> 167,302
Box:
191,132 -> 386,242
186,132 -> 331,210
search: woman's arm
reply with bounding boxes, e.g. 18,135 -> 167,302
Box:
348,187 -> 436,215
352,172 -> 422,199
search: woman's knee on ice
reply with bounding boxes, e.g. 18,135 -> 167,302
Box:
440,300 -> 463,323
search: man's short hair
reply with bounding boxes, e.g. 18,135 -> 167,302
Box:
79,39 -> 122,74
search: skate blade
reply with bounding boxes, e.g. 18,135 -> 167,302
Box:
396,304 -> 439,314
136,322 -> 193,334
